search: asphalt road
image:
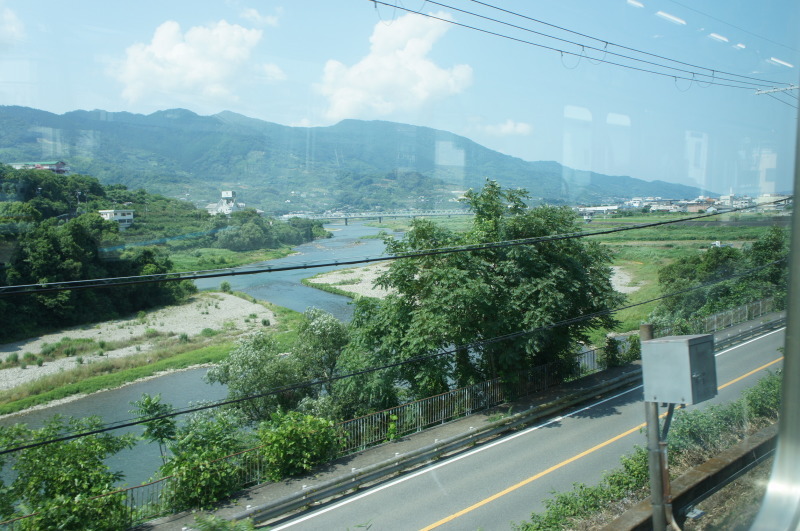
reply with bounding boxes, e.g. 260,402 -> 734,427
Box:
270,328 -> 785,531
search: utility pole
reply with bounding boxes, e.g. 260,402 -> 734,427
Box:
640,327 -> 717,531
640,324 -> 666,531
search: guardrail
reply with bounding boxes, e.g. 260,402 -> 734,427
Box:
714,317 -> 785,351
1,316 -> 781,529
339,348 -> 599,454
232,365 -> 643,525
607,424 -> 778,530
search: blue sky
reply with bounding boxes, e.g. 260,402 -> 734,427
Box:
1,0 -> 798,195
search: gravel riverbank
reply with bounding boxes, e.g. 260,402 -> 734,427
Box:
0,292 -> 274,393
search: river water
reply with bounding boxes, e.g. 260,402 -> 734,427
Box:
1,222 -> 388,486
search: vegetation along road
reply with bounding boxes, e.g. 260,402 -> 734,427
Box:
269,326 -> 784,530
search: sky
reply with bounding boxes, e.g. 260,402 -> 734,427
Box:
1,0 -> 799,196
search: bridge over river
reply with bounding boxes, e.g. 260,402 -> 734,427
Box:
280,209 -> 471,225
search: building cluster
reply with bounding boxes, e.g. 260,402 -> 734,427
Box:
578,192 -> 791,217
5,160 -> 793,229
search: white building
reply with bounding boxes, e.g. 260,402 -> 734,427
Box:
98,209 -> 134,229
206,191 -> 246,216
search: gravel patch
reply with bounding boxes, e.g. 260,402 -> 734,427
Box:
0,292 -> 274,392
306,262 -> 394,299
611,266 -> 639,294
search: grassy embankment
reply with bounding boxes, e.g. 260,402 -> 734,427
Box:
166,245 -> 295,272
0,295 -> 305,416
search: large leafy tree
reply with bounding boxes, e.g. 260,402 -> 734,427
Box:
205,332 -> 309,422
6,416 -> 135,529
346,180 -> 622,399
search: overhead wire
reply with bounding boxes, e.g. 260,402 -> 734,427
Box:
0,250 -> 789,454
413,0 -> 781,88
0,198 -> 789,297
669,0 -> 800,54
767,93 -> 799,110
368,0 -> 783,90
467,0 -> 795,85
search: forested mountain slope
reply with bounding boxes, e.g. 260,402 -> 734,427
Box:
0,106 -> 707,214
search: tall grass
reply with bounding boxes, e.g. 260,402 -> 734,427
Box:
0,343 -> 234,415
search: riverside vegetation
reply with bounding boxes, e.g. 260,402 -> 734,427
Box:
0,178 -> 790,527
0,163 -> 328,342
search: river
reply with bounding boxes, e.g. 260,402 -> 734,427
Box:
1,222 -> 388,486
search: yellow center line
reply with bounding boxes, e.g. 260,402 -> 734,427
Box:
420,356 -> 784,531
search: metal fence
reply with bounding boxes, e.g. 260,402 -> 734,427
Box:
702,297 -> 775,333
338,347 -> 600,454
654,297 -> 776,338
0,348 -> 602,530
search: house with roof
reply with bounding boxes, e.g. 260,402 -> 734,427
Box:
98,209 -> 134,229
206,191 -> 247,216
9,161 -> 70,174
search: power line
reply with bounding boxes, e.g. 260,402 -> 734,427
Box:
446,0 -> 785,88
368,0 -> 781,91
766,93 -> 799,110
668,0 -> 800,54
0,199 -> 788,297
0,256 -> 787,456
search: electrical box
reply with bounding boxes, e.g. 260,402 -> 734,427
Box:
641,334 -> 718,405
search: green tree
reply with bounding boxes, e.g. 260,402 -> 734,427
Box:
8,416 -> 135,530
347,180 -> 621,399
649,226 -> 788,328
160,409 -> 250,510
295,308 -> 349,397
130,393 -> 177,466
205,332 -> 308,422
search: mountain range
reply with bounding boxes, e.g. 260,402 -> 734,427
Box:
0,106 -> 709,214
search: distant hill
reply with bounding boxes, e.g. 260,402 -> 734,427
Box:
0,106 -> 710,214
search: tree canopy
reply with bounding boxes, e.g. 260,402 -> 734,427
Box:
342,180 -> 622,405
649,224 -> 789,332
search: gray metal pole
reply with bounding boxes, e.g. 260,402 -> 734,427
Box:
640,324 -> 666,530
646,401 -> 667,531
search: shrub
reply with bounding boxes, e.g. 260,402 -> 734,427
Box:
63,346 -> 77,357
179,333 -> 190,343
598,337 -> 621,369
258,411 -> 343,481
160,410 -> 248,511
40,343 -> 57,358
145,328 -> 159,338
220,281 -> 232,293
6,353 -> 18,365
261,319 -> 270,326
200,328 -> 218,337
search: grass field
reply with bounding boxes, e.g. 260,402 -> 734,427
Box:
168,245 -> 295,272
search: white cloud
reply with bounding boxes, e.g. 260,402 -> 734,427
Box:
485,119 -> 532,136
241,7 -> 280,27
319,11 -> 472,121
0,4 -> 25,47
114,20 -> 262,102
261,63 -> 286,82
